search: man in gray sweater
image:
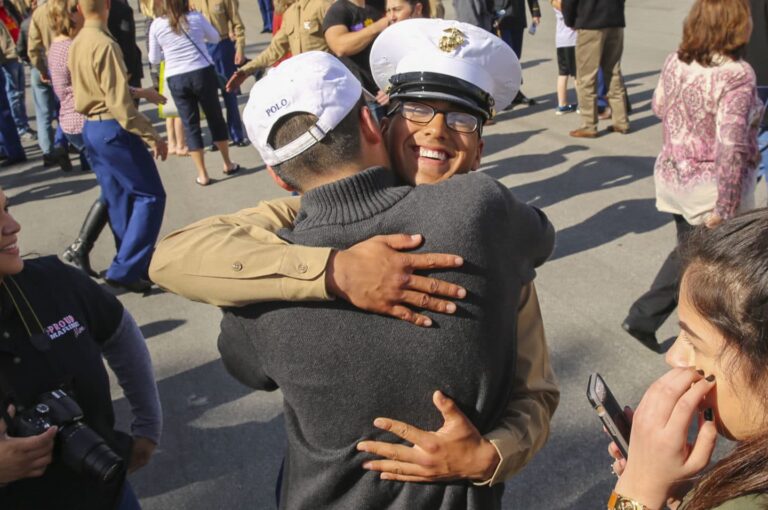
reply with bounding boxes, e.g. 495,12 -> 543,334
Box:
218,36 -> 554,509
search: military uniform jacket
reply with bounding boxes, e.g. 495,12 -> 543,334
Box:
196,0 -> 246,53
240,0 -> 332,76
0,257 -> 128,510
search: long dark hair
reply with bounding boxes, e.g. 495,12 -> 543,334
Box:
679,208 -> 768,509
165,0 -> 190,34
677,0 -> 752,66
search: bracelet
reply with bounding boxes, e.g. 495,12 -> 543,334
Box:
607,490 -> 650,510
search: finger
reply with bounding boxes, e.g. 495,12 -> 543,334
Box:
641,368 -> 701,424
432,391 -> 465,426
387,305 -> 432,328
362,459 -> 431,478
357,440 -> 421,464
607,441 -> 623,461
17,426 -> 57,453
399,290 -> 456,315
379,472 -> 434,483
380,233 -> 423,251
668,376 -> 716,434
406,275 -> 466,299
372,417 -> 429,446
403,252 -> 464,271
685,419 -> 718,473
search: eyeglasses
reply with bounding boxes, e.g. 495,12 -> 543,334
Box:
388,101 -> 481,134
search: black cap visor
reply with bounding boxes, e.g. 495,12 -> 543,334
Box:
388,72 -> 494,120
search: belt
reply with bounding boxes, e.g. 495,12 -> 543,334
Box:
86,112 -> 115,121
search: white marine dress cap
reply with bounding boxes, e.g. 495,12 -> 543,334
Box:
243,51 -> 364,166
370,18 -> 522,118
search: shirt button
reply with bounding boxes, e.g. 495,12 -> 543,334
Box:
13,357 -> 21,364
232,261 -> 243,272
297,263 -> 308,274
2,331 -> 8,339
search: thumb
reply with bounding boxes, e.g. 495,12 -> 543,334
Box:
383,234 -> 423,251
0,405 -> 13,436
685,420 -> 718,474
433,391 -> 465,426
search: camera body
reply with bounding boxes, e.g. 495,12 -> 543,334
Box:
12,389 -> 125,484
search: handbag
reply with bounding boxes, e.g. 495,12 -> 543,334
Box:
180,22 -> 229,93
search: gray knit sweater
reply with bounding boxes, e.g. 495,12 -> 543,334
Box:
218,167 -> 554,510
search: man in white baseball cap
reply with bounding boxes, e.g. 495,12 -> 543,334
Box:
151,19 -> 557,498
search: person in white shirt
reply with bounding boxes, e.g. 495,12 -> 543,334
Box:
148,0 -> 240,186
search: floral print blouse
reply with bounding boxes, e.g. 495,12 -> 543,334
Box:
653,52 -> 763,224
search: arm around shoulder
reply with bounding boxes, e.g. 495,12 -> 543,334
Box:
149,197 -> 334,307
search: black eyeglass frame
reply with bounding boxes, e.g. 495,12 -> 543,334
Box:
386,100 -> 483,135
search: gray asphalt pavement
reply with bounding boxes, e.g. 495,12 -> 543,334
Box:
5,0 -> 758,508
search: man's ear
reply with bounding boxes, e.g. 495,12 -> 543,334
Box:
359,105 -> 384,145
267,166 -> 296,193
379,114 -> 391,138
470,137 -> 484,172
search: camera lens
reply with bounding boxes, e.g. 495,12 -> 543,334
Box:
58,423 -> 125,484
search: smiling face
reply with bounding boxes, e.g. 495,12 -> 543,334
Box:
665,274 -> 765,441
381,99 -> 484,185
0,190 -> 23,279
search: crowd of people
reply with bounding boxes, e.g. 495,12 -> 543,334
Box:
0,0 -> 768,509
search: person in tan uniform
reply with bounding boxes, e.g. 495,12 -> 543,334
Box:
430,0 -> 444,17
27,0 -> 71,169
151,21 -> 558,486
196,0 -> 248,145
70,0 -> 168,292
225,0 -> 332,93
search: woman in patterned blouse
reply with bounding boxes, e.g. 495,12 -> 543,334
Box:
621,0 -> 764,353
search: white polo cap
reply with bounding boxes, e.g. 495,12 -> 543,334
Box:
370,18 -> 521,118
242,51 -> 363,166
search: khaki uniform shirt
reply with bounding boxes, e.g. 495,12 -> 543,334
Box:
149,197 -> 560,485
196,0 -> 246,54
0,20 -> 15,64
27,2 -> 52,75
69,20 -> 161,147
239,0 -> 331,76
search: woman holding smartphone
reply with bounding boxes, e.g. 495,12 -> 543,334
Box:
606,208 -> 768,509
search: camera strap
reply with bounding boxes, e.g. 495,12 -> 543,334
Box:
0,277 -> 69,389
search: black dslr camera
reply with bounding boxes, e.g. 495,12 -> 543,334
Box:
11,389 -> 125,484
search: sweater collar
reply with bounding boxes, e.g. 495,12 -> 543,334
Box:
293,167 -> 410,230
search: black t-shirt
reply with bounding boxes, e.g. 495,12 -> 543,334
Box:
322,0 -> 382,92
0,257 -> 127,510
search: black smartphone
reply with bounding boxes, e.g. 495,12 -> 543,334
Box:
587,372 -> 631,458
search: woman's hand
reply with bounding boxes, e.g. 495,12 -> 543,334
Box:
356,391 -> 500,483
128,436 -> 157,473
704,213 -> 722,229
614,368 -> 718,510
0,405 -> 57,484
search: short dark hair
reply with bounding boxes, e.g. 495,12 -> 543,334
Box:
267,97 -> 365,192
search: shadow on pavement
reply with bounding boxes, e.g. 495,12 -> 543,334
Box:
482,144 -> 589,180
140,319 -> 187,339
511,155 -> 655,209
551,198 -> 670,261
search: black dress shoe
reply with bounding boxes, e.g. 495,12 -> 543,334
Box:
0,157 -> 26,168
511,91 -> 536,106
105,278 -> 153,293
229,139 -> 250,147
621,321 -> 659,353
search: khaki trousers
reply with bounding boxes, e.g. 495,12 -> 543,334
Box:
575,27 -> 629,131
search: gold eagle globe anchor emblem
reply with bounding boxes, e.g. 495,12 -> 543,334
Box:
438,27 -> 466,52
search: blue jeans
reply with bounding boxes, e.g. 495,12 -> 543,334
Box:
1,60 -> 30,134
207,39 -> 245,143
597,68 -> 608,110
30,67 -> 58,154
257,0 -> 273,30
0,69 -> 25,161
64,131 -> 91,170
117,481 -> 142,510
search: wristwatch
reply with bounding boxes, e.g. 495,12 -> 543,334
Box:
607,491 -> 650,510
